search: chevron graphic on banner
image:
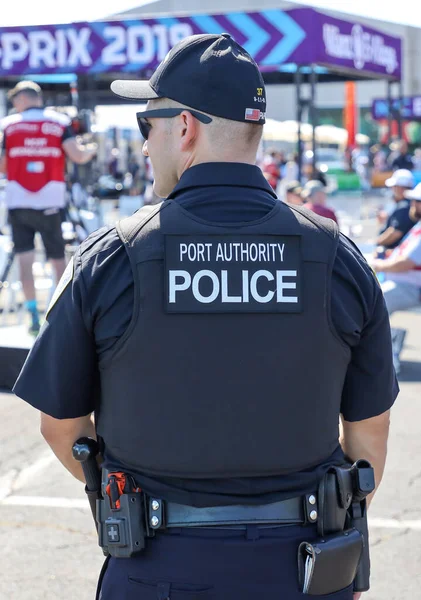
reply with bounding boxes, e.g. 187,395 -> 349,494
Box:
190,14 -> 224,35
260,10 -> 306,66
225,13 -> 270,59
191,11 -> 305,67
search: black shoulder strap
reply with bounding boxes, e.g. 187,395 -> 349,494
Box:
288,204 -> 340,241
116,203 -> 166,246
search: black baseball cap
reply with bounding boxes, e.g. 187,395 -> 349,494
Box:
111,33 -> 266,124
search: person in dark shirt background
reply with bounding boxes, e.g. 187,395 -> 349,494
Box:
377,169 -> 415,251
389,140 -> 414,171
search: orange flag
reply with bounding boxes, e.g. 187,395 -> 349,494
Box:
344,82 -> 357,147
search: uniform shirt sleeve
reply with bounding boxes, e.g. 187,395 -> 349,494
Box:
389,207 -> 413,234
331,234 -> 399,422
13,227 -> 134,419
13,247 -> 99,418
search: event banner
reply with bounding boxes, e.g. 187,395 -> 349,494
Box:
372,97 -> 421,120
0,8 -> 402,79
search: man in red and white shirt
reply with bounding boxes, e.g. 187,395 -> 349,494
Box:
0,81 -> 96,332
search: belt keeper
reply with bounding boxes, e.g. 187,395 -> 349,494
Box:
304,493 -> 318,524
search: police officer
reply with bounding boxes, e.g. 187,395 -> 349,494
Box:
14,34 -> 397,600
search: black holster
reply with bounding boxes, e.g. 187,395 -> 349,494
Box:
350,498 -> 370,592
97,492 -> 147,558
348,460 -> 375,592
85,487 -> 100,532
311,460 -> 375,594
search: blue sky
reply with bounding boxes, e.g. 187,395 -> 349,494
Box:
1,1 -> 152,26
294,0 -> 421,27
1,0 -> 419,28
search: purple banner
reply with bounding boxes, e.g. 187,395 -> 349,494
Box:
313,11 -> 401,80
0,8 -> 401,80
372,96 -> 421,120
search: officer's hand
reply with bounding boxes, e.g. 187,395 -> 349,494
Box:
353,593 -> 362,600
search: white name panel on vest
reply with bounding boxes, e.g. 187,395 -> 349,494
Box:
165,235 -> 302,313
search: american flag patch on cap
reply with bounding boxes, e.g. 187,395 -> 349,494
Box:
245,108 -> 261,122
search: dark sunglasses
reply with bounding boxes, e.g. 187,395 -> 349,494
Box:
136,108 -> 212,140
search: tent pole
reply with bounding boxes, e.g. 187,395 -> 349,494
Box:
387,80 -> 393,146
1,79 -> 9,116
295,66 -> 303,182
310,65 -> 318,176
398,80 -> 403,139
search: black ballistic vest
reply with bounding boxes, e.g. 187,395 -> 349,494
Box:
97,199 -> 351,478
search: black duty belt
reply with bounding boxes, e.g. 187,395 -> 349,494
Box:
148,493 -> 319,530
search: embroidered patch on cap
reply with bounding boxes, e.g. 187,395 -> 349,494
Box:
245,108 -> 261,122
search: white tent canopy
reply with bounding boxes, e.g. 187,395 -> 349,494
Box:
91,110 -> 370,147
93,105 -> 148,132
263,119 -> 369,146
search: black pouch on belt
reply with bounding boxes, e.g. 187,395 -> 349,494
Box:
298,528 -> 363,595
317,466 -> 353,536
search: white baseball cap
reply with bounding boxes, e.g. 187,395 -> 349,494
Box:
405,182 -> 421,201
385,169 -> 415,188
301,179 -> 325,199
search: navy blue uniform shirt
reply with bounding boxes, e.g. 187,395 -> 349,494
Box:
380,199 -> 414,249
14,163 -> 398,506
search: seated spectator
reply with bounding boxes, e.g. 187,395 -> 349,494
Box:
371,183 -> 421,372
388,140 -> 413,171
283,181 -> 303,206
376,169 -> 415,250
301,180 -> 338,224
372,183 -> 421,313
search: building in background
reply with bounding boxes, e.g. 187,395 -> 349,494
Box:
1,1 -> 419,145
110,0 -> 421,145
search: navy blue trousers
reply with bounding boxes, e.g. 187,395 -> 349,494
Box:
98,524 -> 354,599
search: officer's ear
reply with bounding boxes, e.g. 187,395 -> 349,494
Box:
178,111 -> 199,152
